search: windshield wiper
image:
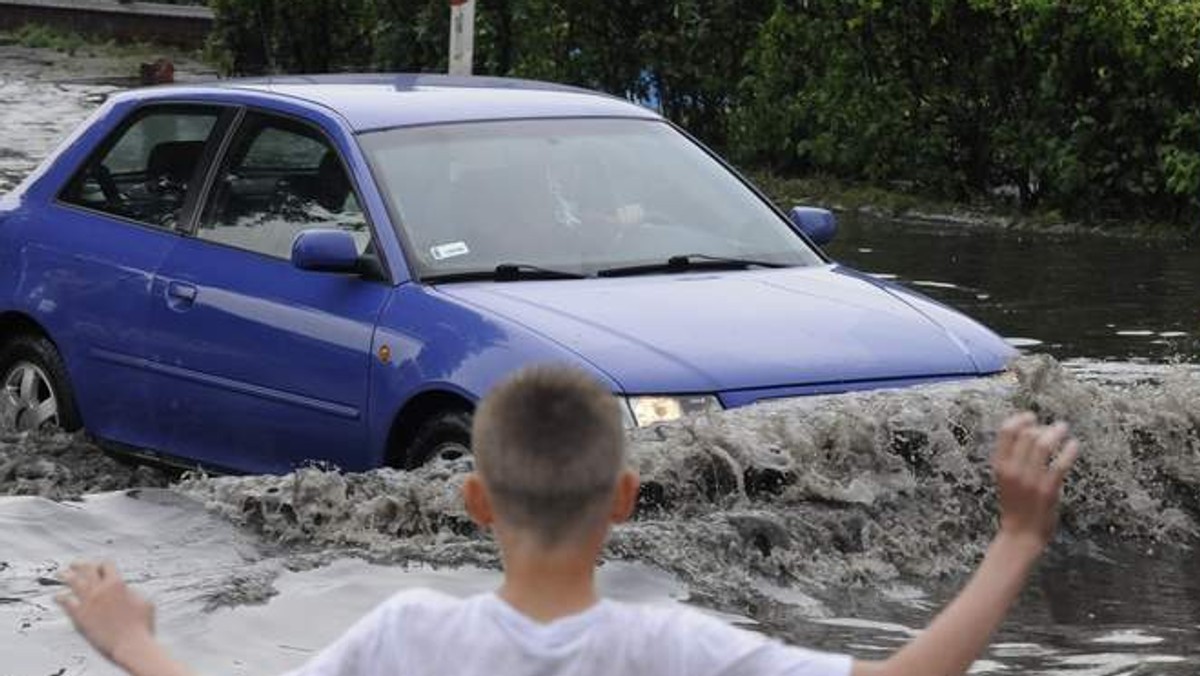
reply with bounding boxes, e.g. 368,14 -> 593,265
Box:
423,263 -> 588,284
596,254 -> 788,278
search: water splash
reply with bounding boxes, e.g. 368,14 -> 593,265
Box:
169,355 -> 1200,607
0,430 -> 171,500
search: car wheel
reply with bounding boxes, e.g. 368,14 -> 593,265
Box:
0,334 -> 82,433
405,410 -> 472,469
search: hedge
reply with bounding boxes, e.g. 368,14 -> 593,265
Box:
207,0 -> 1200,226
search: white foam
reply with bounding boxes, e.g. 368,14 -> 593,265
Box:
1091,629 -> 1166,645
911,280 -> 961,290
812,617 -> 919,637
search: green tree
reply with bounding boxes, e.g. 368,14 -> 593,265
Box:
207,0 -> 1200,226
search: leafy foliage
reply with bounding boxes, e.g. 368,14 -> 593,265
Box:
207,0 -> 1200,226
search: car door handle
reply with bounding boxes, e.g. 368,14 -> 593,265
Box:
165,281 -> 198,308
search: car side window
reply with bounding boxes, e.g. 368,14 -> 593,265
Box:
60,106 -> 221,229
196,112 -> 371,260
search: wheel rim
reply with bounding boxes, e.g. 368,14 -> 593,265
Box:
2,361 -> 61,432
431,440 -> 470,462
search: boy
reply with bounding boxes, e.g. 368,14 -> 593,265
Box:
58,365 -> 1079,676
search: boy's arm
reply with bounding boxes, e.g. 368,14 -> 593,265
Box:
56,561 -> 196,676
853,413 -> 1079,676
107,635 -> 195,676
59,558 -> 389,676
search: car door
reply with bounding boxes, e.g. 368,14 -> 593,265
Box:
145,109 -> 391,473
40,103 -> 230,450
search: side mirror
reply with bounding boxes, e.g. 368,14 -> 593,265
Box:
292,229 -> 360,273
789,206 -> 837,246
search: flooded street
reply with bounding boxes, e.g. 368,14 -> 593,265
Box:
2,46 -> 1199,675
826,216 -> 1200,363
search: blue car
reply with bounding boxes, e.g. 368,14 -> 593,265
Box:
0,74 -> 1015,473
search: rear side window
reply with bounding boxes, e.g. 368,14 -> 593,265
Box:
241,127 -> 329,170
196,112 -> 371,259
60,106 -> 222,229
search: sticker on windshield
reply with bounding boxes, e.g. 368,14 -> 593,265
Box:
430,241 -> 470,261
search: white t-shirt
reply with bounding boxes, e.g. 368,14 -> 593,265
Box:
284,589 -> 854,676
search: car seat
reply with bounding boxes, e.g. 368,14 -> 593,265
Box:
142,140 -> 206,226
144,140 -> 206,191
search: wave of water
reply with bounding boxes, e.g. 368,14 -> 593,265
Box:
2,343 -> 1200,676
161,355 -> 1200,599
5,354 -> 1198,594
0,429 -> 172,499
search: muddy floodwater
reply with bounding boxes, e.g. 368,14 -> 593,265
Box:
2,46 -> 1199,675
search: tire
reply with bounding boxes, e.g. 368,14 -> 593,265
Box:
0,334 -> 83,433
404,410 -> 473,469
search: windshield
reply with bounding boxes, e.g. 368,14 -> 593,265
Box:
359,118 -> 823,279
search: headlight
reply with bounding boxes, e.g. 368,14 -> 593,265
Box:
624,395 -> 721,428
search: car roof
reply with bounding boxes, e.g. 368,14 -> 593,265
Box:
126,73 -> 662,132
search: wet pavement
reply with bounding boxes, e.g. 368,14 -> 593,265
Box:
0,42 -> 215,195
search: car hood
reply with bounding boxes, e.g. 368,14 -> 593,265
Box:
435,265 -> 1011,394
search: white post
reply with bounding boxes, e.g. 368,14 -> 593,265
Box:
448,0 -> 476,76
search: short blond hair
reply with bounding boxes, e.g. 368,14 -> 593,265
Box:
472,365 -> 626,545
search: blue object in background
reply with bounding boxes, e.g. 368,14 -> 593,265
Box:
0,74 -> 1015,474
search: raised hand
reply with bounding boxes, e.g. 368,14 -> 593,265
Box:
991,412 -> 1080,548
852,413 -> 1082,676
56,561 -> 156,663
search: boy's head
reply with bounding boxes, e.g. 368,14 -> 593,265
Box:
465,365 -> 638,550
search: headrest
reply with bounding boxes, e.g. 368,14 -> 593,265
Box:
145,140 -> 206,184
